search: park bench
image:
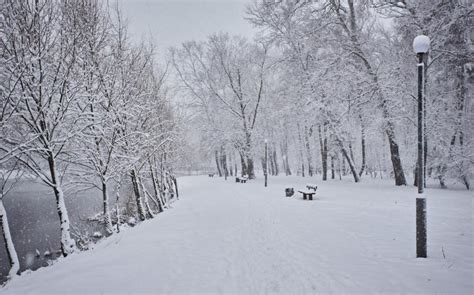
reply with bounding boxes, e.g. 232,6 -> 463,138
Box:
235,175 -> 248,183
208,173 -> 215,177
298,185 -> 318,200
298,189 -> 316,200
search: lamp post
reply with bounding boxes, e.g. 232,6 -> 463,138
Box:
413,35 -> 430,258
264,139 -> 268,187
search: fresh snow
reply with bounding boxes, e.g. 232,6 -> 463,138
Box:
92,232 -> 103,239
3,176 -> 473,294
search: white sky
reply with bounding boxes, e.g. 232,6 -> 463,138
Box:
120,0 -> 257,58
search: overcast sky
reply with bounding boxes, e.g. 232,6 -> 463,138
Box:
120,0 -> 257,58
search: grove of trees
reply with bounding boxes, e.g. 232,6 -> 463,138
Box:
174,0 -> 472,189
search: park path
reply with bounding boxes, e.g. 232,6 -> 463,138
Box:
3,175 -> 473,294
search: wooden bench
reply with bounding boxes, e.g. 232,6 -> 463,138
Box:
298,189 -> 317,200
236,176 -> 248,183
208,173 -> 215,177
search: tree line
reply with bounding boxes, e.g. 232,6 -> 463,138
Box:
173,0 -> 472,189
1,0 -> 180,279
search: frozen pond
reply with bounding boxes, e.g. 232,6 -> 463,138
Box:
0,179 -> 103,283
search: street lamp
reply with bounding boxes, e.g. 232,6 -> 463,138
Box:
413,35 -> 430,258
264,139 -> 268,187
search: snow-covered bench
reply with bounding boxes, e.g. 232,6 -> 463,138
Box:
208,173 -> 215,177
236,175 -> 248,183
298,188 -> 317,200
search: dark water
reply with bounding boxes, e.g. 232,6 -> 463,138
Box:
0,179 -> 103,284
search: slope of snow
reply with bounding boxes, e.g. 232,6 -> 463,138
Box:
3,176 -> 473,294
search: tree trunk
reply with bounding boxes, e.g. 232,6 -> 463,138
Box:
172,176 -> 179,199
102,180 -> 113,235
297,122 -> 305,177
239,151 -> 247,176
331,155 -> 335,179
220,146 -> 228,180
342,155 -> 347,176
0,199 -> 20,277
359,122 -> 366,177
244,132 -> 255,179
437,166 -> 447,189
159,156 -> 169,208
385,124 -> 407,185
149,159 -> 164,213
215,150 -> 222,177
228,153 -> 234,176
318,124 -> 328,181
281,137 -> 291,176
304,125 -> 314,177
271,152 -> 276,175
272,144 -> 279,176
114,175 -> 123,232
338,156 -> 342,180
247,157 -> 255,179
140,180 -> 154,219
47,153 -> 75,256
339,144 -> 360,183
165,174 -> 176,200
157,178 -> 167,209
349,142 -> 355,165
131,169 -> 146,221
266,152 -> 273,176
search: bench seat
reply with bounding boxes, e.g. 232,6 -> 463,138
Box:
297,190 -> 316,200
236,176 -> 248,183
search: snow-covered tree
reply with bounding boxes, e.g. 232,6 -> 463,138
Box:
0,0 -> 88,255
171,34 -> 269,179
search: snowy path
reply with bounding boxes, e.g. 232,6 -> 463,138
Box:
3,176 -> 473,294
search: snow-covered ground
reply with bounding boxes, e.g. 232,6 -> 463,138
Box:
3,176 -> 473,294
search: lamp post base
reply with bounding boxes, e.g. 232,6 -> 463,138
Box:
416,197 -> 427,258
